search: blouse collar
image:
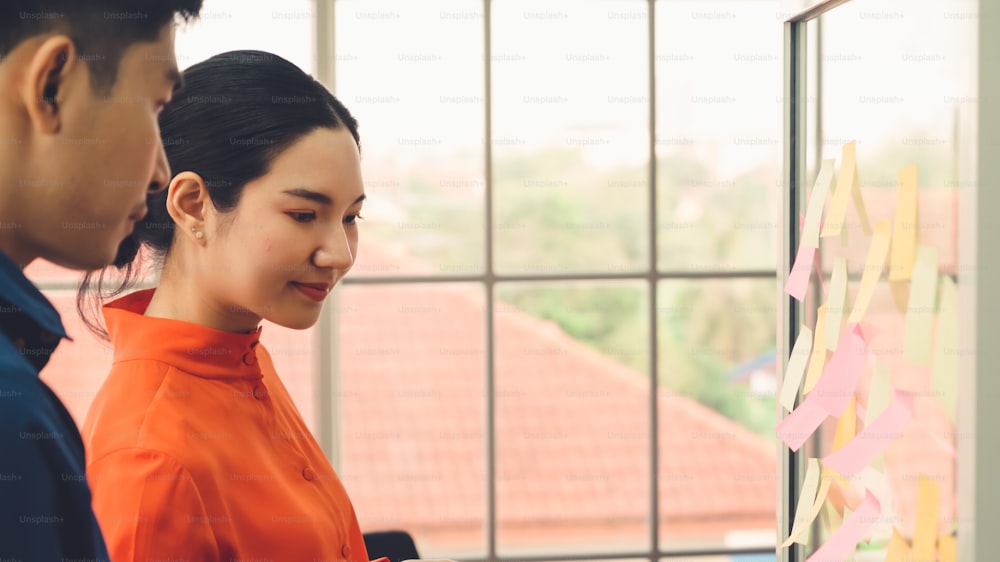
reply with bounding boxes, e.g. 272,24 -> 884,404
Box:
102,288 -> 263,380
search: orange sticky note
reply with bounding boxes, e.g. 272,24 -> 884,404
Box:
939,533 -> 957,562
888,165 -> 918,281
912,475 -> 940,560
821,142 -> 858,238
847,220 -> 891,324
803,304 -> 828,394
884,527 -> 911,562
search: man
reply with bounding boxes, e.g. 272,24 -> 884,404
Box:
0,1 -> 202,559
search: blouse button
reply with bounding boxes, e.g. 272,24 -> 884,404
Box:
253,385 -> 268,400
341,544 -> 351,559
302,466 -> 316,481
242,351 -> 256,365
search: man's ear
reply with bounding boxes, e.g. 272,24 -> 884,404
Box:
21,35 -> 78,134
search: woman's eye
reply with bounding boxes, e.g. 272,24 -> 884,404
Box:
288,212 -> 316,223
345,214 -> 364,226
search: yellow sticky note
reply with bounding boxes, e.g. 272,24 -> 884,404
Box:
912,475 -> 940,560
782,457 -> 821,547
826,257 -> 848,351
889,165 -> 918,281
866,363 -> 891,470
831,396 -> 857,453
803,304 -> 828,394
884,527 -> 911,562
904,246 -> 939,365
939,533 -> 957,562
932,275 -> 959,425
851,160 -> 873,235
847,220 -> 892,324
803,159 -> 836,248
889,279 -> 911,315
821,142 -> 857,238
780,325 -> 813,412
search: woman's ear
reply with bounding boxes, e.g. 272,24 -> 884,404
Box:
164,171 -> 211,239
21,36 -> 78,134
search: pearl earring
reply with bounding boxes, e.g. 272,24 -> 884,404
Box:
191,226 -> 204,239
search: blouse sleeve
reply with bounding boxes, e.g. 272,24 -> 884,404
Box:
88,448 -> 220,562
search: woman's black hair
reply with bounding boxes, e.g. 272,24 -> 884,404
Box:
77,49 -> 360,341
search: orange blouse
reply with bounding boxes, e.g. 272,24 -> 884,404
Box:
82,289 -> 381,562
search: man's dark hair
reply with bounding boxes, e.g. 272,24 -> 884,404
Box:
0,0 -> 203,93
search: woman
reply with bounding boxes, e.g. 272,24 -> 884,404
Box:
78,50 -> 377,562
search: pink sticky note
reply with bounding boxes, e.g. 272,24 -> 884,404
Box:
777,394 -> 829,452
785,244 -> 816,301
806,490 -> 881,562
810,324 -> 867,417
813,247 -> 826,295
823,390 -> 914,476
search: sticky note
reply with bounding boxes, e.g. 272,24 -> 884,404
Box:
865,363 -> 892,426
847,220 -> 892,324
782,458 -> 821,547
850,160 -> 873,236
888,165 -> 918,281
866,363 -> 892,469
939,533 -> 957,562
904,246 -> 939,365
825,258 -> 848,351
811,324 -> 868,417
778,394 -> 829,452
822,390 -> 913,477
912,476 -> 940,560
932,275 -> 959,425
888,279 -> 910,315
803,305 -> 828,394
830,396 -> 857,453
805,490 -> 881,562
884,527 -> 911,562
821,142 -> 858,239
802,159 -> 835,248
786,244 -> 817,301
781,325 -> 813,412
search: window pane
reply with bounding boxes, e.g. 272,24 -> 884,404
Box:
173,0 -> 315,73
655,1 -> 781,273
658,279 -> 777,549
334,0 -> 486,277
495,281 -> 650,554
338,284 -> 487,558
492,0 -> 650,275
792,0 -> 974,557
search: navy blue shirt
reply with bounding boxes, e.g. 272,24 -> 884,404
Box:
0,251 -> 109,562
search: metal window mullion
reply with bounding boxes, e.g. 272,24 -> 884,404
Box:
484,1 -> 497,561
647,2 -> 659,562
